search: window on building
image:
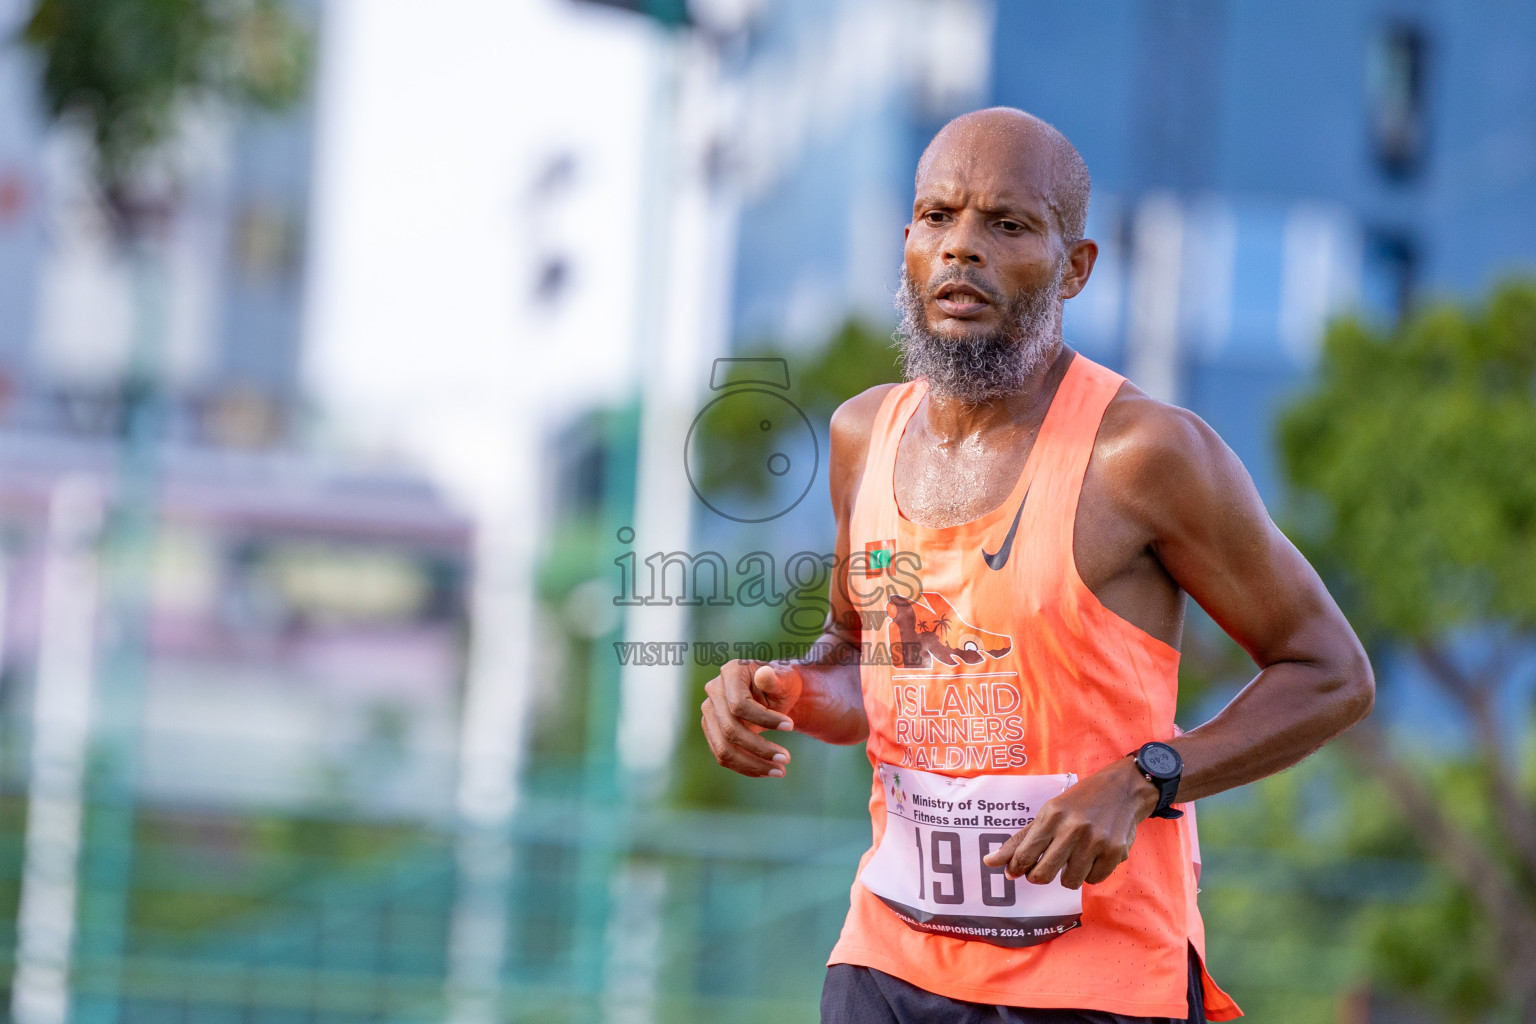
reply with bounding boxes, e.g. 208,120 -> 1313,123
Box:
1361,230 -> 1418,323
1367,22 -> 1429,180
551,414 -> 614,518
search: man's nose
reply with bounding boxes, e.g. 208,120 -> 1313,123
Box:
941,216 -> 986,266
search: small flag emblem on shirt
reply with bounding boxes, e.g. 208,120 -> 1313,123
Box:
865,539 -> 896,577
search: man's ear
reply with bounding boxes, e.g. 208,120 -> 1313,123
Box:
1058,238 -> 1099,300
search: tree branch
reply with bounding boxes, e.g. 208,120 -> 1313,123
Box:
1343,723 -> 1536,1012
1414,643 -> 1536,882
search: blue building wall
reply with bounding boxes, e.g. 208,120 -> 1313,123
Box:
727,0 -> 988,354
992,0 -> 1536,501
214,85 -> 318,399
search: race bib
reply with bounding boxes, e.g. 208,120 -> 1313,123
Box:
858,763 -> 1083,948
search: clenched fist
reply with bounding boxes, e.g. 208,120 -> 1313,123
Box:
700,660 -> 804,778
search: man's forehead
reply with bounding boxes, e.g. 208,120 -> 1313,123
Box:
915,122 -> 1060,201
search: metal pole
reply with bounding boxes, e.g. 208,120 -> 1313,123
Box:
10,478 -> 105,1024
72,233 -> 169,1024
565,19 -> 687,1020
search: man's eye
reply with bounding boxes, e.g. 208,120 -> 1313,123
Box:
998,220 -> 1023,232
924,211 -> 948,224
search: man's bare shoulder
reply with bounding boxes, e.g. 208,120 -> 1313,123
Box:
829,383 -> 902,463
1092,382 -> 1251,529
828,383 -> 902,516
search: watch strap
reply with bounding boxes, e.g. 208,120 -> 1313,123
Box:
1132,743 -> 1185,820
1147,777 -> 1183,819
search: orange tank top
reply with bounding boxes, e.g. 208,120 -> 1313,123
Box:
827,354 -> 1241,1020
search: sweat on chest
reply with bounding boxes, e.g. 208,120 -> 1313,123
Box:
894,437 -> 1036,530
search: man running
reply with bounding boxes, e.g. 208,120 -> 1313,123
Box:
699,107 -> 1374,1023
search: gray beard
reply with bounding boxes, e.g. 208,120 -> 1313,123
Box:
893,262 -> 1064,405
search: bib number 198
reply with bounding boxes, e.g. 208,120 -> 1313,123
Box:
915,828 -> 1015,907
859,764 -> 1084,948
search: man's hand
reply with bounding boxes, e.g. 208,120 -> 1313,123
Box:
701,660 -> 804,778
982,757 -> 1161,889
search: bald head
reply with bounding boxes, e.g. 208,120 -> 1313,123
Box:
916,107 -> 1091,246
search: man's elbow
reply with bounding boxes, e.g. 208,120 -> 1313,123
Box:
1333,645 -> 1376,727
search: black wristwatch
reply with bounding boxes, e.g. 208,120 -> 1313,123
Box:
1132,741 -> 1184,820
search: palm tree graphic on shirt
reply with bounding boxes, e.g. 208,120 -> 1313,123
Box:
886,591 -> 1013,668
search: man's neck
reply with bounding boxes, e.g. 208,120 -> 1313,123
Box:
919,342 -> 1073,448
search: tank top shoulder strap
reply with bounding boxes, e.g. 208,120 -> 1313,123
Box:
851,381 -> 926,522
1018,355 -> 1127,575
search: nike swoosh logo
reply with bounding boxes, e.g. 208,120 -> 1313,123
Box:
982,487 -> 1028,571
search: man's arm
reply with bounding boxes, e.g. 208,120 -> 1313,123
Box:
699,385 -> 896,776
1114,400 -> 1376,801
987,398 -> 1374,886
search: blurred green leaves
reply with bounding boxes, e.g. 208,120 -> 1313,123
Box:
19,0 -> 311,207
1278,281 -> 1536,640
691,321 -> 902,502
1343,754 -> 1517,1023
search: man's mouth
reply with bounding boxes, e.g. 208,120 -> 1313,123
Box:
933,282 -> 992,318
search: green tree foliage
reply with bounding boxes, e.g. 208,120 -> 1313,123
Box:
1281,283 -> 1536,638
692,320 -> 903,501
19,0 -> 310,222
1276,280 -> 1536,1016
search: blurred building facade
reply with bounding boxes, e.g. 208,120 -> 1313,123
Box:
0,2 -> 477,1019
992,0 -> 1536,499
727,0 -> 991,353
0,5 -> 320,447
0,0 -> 472,813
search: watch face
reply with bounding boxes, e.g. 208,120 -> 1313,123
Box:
1141,743 -> 1180,779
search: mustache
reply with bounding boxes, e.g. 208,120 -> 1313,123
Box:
920,267 -> 1002,305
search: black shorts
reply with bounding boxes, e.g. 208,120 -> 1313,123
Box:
821,947 -> 1207,1024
